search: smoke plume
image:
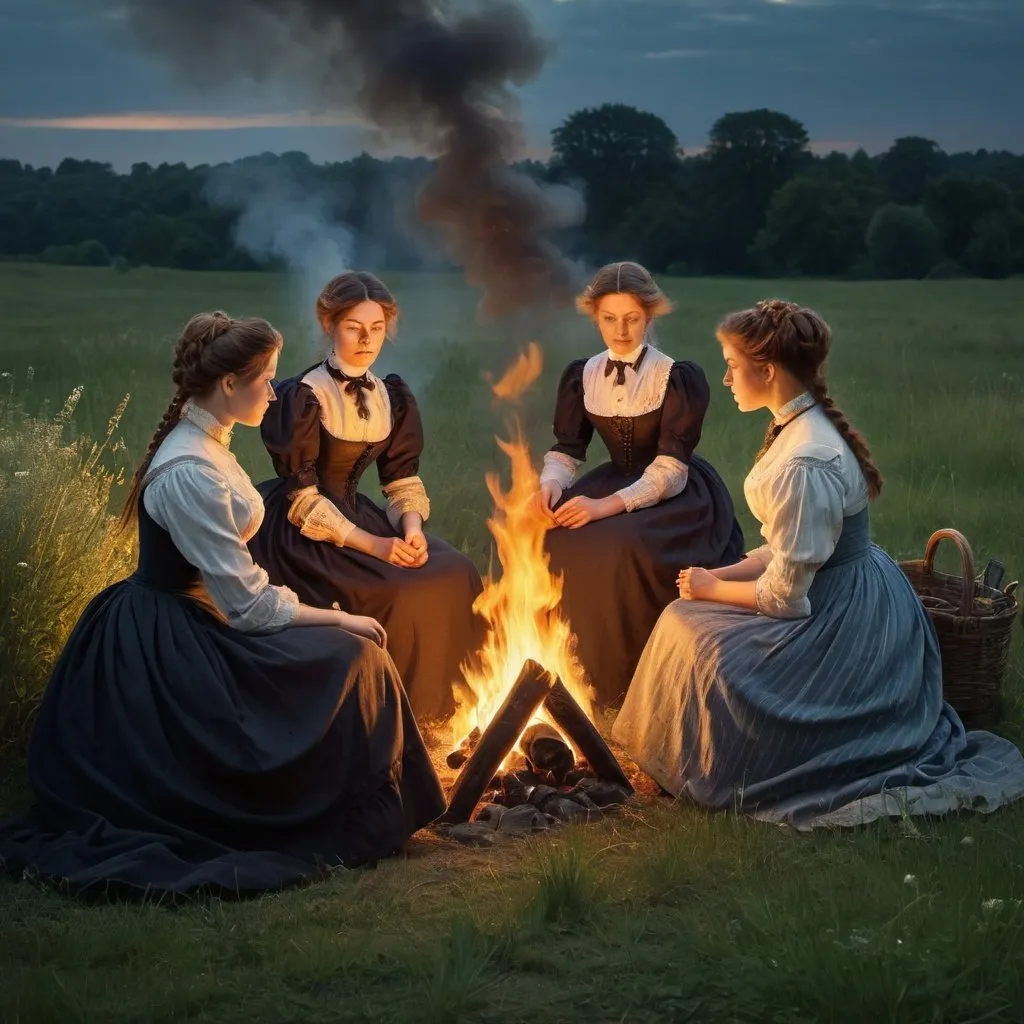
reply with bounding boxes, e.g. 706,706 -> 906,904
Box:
111,0 -> 583,316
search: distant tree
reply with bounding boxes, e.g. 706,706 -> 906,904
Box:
924,175 -> 1014,261
877,137 -> 946,205
76,239 -> 112,266
865,204 -> 942,279
749,176 -> 870,276
551,103 -> 681,256
962,214 -> 1015,279
699,109 -> 811,273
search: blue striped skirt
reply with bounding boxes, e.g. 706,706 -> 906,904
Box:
612,510 -> 1024,827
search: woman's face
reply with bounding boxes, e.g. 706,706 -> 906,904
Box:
719,335 -> 771,413
330,300 -> 387,370
225,347 -> 279,427
594,293 -> 648,356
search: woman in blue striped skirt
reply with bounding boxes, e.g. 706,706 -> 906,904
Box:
613,298 -> 1024,828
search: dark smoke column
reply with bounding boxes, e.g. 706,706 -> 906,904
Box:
114,0 -> 581,316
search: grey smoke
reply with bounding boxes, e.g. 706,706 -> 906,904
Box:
204,161 -> 354,318
109,0 -> 584,317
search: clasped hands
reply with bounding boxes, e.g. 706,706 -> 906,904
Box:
534,480 -> 617,529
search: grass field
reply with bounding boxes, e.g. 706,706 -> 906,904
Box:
1,264 -> 1023,1022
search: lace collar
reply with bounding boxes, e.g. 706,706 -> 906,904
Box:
181,399 -> 233,449
327,350 -> 374,379
774,391 -> 816,426
602,342 -> 646,366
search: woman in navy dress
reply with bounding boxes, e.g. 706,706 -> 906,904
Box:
248,272 -> 484,723
0,312 -> 445,899
537,262 -> 745,706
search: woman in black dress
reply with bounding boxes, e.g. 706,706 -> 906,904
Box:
0,312 -> 445,900
538,262 -> 745,706
249,272 -> 484,722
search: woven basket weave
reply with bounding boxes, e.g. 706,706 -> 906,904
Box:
898,529 -> 1019,720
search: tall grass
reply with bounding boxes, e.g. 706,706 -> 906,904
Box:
0,372 -> 135,775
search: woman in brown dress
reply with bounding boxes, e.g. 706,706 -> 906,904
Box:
538,262 -> 745,706
249,272 -> 484,722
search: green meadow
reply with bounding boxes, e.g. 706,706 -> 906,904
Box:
1,264 -> 1022,1022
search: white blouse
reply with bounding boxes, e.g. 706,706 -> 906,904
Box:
539,344 -> 689,512
143,401 -> 300,634
288,354 -> 431,546
744,393 -> 869,619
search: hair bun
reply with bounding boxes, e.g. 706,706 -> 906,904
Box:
755,298 -> 798,329
208,311 -> 233,339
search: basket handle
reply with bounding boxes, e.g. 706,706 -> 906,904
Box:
922,529 -> 976,617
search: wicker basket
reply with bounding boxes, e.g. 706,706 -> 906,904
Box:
898,529 -> 1019,720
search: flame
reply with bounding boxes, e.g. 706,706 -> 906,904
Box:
488,341 -> 543,402
451,345 -> 595,754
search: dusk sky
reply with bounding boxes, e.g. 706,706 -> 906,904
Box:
1,0 -> 1021,171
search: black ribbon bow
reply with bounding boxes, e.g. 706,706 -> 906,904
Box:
604,345 -> 648,386
325,361 -> 375,420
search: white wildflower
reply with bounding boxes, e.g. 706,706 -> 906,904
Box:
16,562 -> 29,569
26,366 -> 35,382
14,470 -> 29,478
960,835 -> 975,845
982,898 -> 1004,911
903,874 -> 918,887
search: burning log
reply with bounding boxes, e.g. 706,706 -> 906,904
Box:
446,726 -> 481,770
441,659 -> 552,824
543,679 -> 633,793
518,722 -> 574,784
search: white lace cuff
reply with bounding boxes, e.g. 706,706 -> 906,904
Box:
615,455 -> 689,513
287,486 -> 356,548
382,475 -> 431,532
754,559 -> 814,619
257,585 -> 301,633
539,451 -> 580,497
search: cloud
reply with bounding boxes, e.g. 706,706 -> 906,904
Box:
644,49 -> 711,60
0,111 -> 367,131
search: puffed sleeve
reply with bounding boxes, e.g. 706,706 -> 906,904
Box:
615,361 -> 709,512
260,376 -> 322,490
377,375 -> 431,531
754,448 -> 846,619
143,460 -> 299,634
260,376 -> 356,547
539,359 -> 592,497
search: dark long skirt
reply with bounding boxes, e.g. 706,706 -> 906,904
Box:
546,453 -> 745,706
0,577 -> 447,901
251,479 -> 484,723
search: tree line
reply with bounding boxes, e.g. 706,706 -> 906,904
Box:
2,105 -> 1023,280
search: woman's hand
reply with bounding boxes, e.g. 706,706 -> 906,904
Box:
535,481 -> 561,524
677,566 -> 716,601
334,607 -> 387,647
372,535 -> 425,568
403,527 -> 430,568
552,495 -> 615,529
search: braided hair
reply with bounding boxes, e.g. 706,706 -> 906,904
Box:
118,311 -> 282,529
717,298 -> 883,499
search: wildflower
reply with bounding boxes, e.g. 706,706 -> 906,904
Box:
26,366 -> 34,382
14,470 -> 29,478
982,898 -> 1004,911
0,371 -> 10,378
960,835 -> 975,846
903,874 -> 918,887
16,562 -> 29,569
